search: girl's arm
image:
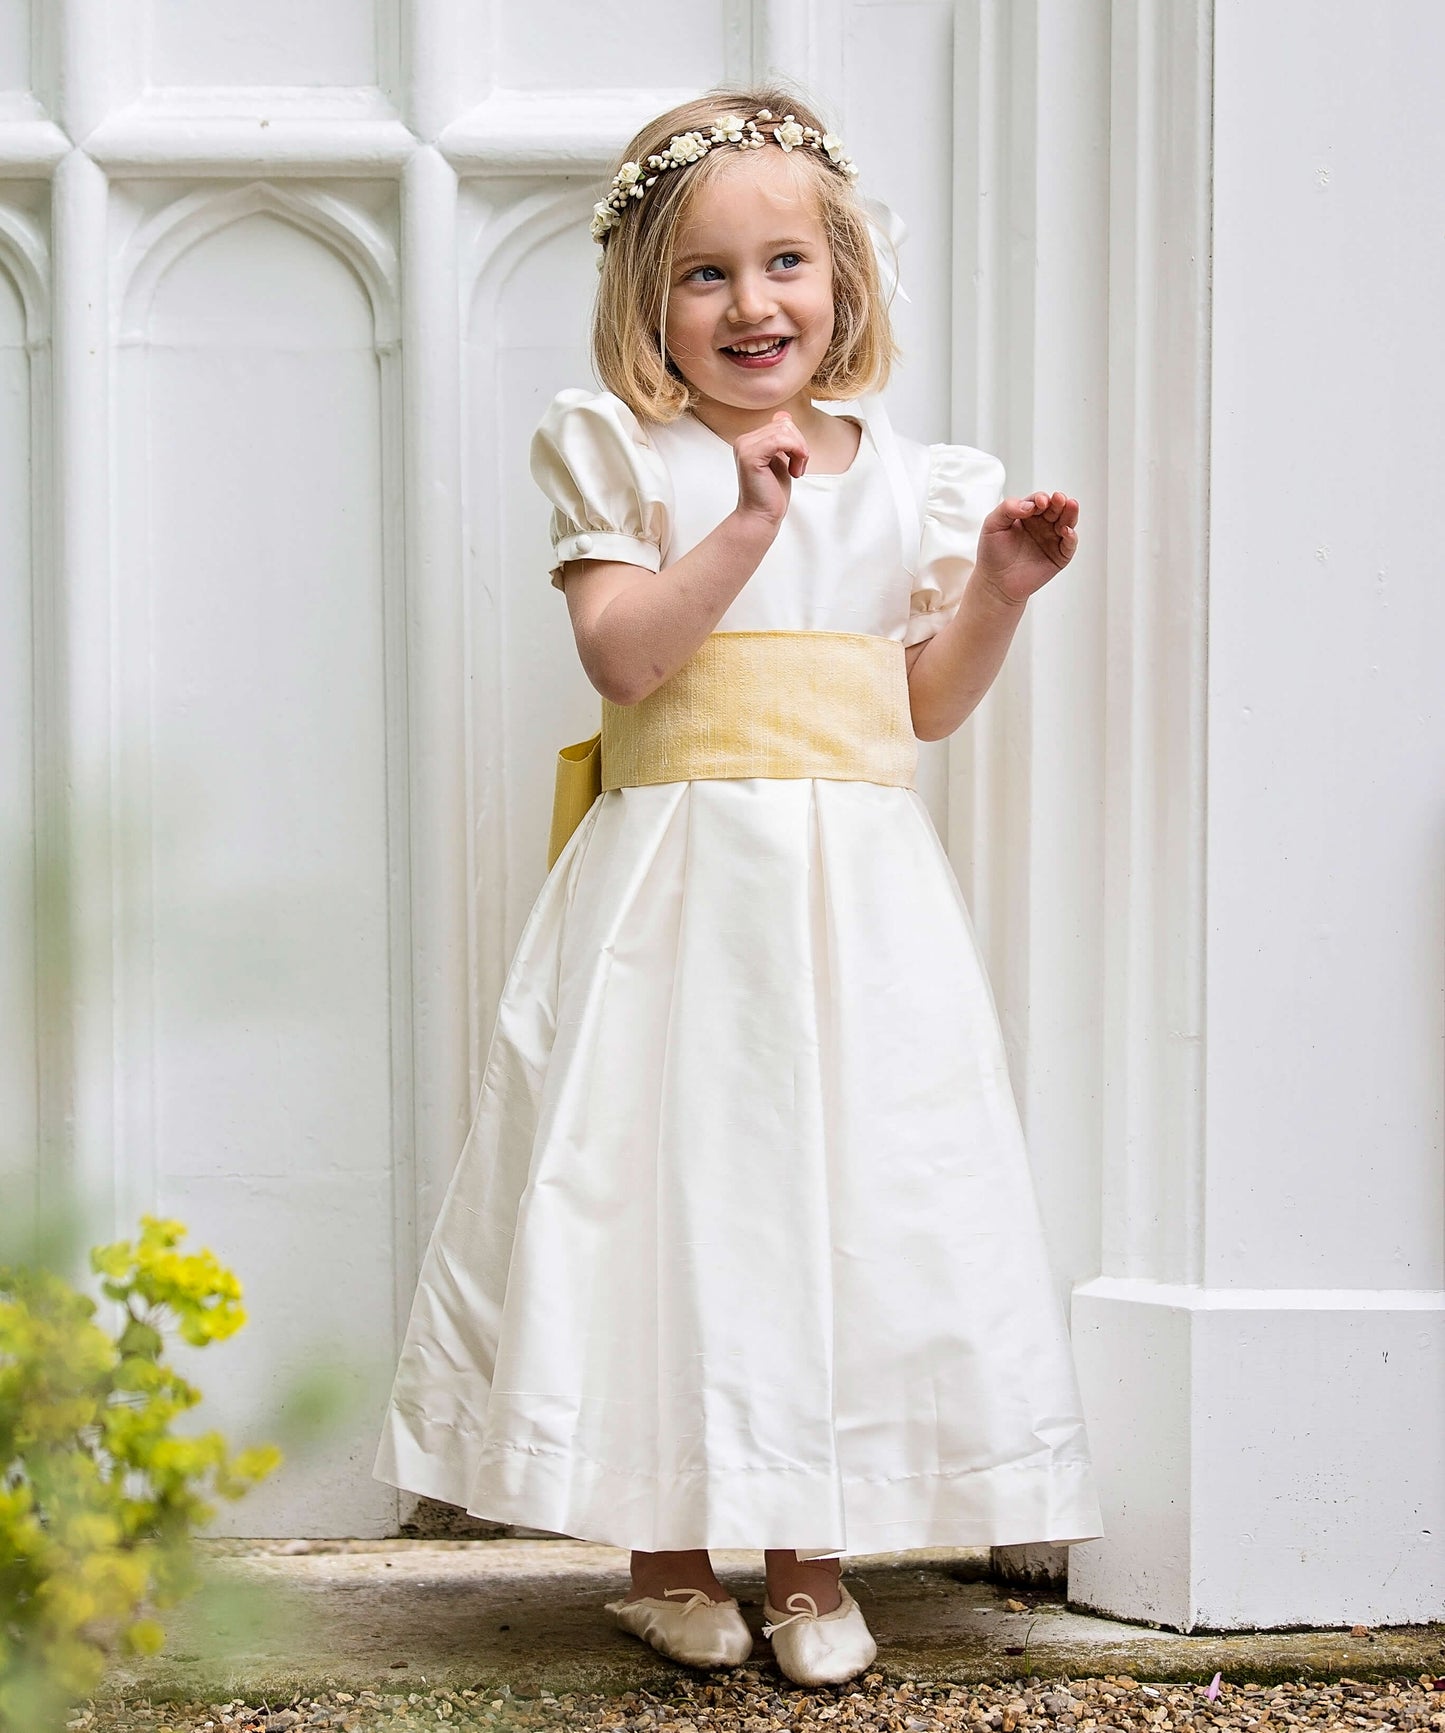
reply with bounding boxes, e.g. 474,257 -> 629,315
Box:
905,488 -> 1078,742
560,510 -> 775,707
559,410 -> 809,707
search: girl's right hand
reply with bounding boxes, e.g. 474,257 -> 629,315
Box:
733,410 -> 809,529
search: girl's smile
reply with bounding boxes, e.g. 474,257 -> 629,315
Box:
719,334 -> 795,367
663,147 -> 837,445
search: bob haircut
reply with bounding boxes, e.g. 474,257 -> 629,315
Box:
591,81 -> 901,424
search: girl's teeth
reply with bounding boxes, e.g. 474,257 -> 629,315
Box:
728,338 -> 785,355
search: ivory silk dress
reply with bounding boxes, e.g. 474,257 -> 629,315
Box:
371,385 -> 1104,1560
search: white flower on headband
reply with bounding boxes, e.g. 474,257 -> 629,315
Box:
666,130 -> 709,165
592,106 -> 861,249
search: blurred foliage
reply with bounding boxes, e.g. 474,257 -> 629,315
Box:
0,1212 -> 282,1733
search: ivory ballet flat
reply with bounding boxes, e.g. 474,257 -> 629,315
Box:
761,1583 -> 878,1685
603,1585 -> 754,1670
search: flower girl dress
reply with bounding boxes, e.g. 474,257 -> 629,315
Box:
371,384 -> 1103,1562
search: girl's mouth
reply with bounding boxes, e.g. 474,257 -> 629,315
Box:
721,336 -> 792,368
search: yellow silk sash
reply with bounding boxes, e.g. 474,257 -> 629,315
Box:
548,630 -> 917,869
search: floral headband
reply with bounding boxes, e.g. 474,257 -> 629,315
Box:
589,108 -> 860,246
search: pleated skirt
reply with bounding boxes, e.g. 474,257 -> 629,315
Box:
372,777 -> 1102,1559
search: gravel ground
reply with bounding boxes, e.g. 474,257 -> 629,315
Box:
64,1668 -> 1445,1733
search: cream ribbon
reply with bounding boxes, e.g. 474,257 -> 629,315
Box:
857,191 -> 913,307
663,1587 -> 724,1614
761,1589 -> 825,1637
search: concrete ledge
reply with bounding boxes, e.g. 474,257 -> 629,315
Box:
100,1540 -> 1445,1702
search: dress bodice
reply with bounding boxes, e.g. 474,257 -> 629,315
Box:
528,387 -> 1007,651
644,406 -> 910,638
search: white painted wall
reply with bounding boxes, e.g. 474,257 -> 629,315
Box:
0,188 -> 39,1228
4,0 -> 1441,1627
1206,3 -> 1443,1297
1070,0 -> 1445,1630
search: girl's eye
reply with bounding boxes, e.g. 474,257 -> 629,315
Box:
683,252 -> 804,283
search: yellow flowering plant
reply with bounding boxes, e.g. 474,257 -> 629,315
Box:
0,1213 -> 282,1732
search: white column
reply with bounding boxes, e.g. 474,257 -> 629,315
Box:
1068,0 -> 1445,1630
950,0 -> 1114,1314
398,143 -> 467,1265
52,145 -> 118,1251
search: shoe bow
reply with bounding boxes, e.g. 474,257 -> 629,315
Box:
664,1586 -> 727,1614
761,1590 -> 822,1637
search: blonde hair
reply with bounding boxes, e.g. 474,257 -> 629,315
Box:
591,82 -> 901,423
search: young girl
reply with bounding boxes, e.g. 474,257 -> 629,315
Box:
373,83 -> 1102,1686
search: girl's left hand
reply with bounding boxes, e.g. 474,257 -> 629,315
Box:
974,491 -> 1079,608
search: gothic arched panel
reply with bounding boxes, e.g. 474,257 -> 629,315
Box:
460,181 -> 597,1009
0,249 -> 36,1233
115,187 -> 406,1536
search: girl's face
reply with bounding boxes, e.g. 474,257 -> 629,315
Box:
662,146 -> 836,426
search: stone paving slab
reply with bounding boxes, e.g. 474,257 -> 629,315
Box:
94,1540 -> 1445,1704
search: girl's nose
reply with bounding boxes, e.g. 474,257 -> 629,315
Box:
729,275 -> 777,324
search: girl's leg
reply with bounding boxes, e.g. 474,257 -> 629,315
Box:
625,1548 -> 732,1604
763,1549 -> 843,1614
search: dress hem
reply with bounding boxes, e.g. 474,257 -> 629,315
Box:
372,1403 -> 1104,1559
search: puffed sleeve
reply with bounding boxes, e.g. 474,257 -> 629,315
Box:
904,442 -> 1007,647
528,387 -> 673,590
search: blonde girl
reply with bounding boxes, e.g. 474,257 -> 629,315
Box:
374,80 -> 1101,1686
